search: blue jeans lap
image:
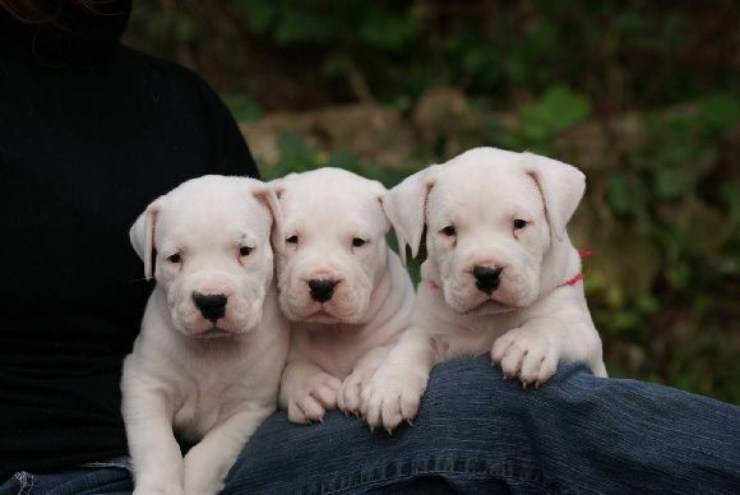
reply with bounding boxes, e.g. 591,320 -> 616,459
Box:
3,357 -> 739,494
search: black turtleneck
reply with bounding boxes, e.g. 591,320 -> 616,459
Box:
0,1 -> 258,478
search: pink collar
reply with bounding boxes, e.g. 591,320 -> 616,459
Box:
558,248 -> 591,288
558,272 -> 584,287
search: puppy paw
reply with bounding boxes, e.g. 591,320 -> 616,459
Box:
287,373 -> 342,424
337,367 -> 374,415
360,365 -> 428,432
491,327 -> 559,386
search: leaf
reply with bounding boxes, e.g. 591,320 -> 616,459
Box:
358,10 -> 417,49
223,94 -> 262,122
654,168 -> 689,199
519,86 -> 591,144
698,93 -> 740,134
607,175 -> 636,215
237,0 -> 276,33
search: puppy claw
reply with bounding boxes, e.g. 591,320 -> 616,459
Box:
406,419 -> 414,426
386,427 -> 393,435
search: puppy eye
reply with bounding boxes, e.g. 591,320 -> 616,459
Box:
352,237 -> 367,248
286,235 -> 298,244
167,253 -> 181,263
440,225 -> 456,237
513,219 -> 528,230
239,246 -> 252,256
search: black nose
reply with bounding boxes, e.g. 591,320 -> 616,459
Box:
308,279 -> 337,303
192,292 -> 227,321
472,265 -> 503,294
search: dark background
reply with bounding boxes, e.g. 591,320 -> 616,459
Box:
123,0 -> 740,403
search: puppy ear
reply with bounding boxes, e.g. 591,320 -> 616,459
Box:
129,197 -> 165,280
253,185 -> 285,253
366,179 -> 392,234
269,173 -> 297,200
382,165 -> 440,264
522,151 -> 586,242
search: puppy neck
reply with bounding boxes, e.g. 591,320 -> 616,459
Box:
539,233 -> 581,293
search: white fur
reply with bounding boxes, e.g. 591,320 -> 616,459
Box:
121,176 -> 289,495
272,168 -> 415,423
361,147 -> 607,431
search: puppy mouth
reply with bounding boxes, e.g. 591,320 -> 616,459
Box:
461,296 -> 518,315
192,325 -> 237,339
299,305 -> 344,324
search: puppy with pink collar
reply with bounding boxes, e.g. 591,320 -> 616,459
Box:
361,147 -> 607,431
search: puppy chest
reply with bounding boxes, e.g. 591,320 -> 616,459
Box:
297,331 -> 368,378
173,383 -> 247,441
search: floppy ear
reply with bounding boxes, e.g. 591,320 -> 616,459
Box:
381,165 -> 440,264
253,185 -> 285,253
365,179 -> 391,235
129,197 -> 165,280
522,151 -> 586,242
269,173 -> 297,200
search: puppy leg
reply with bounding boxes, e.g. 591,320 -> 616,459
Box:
360,327 -> 435,432
183,407 -> 273,495
492,318 -> 561,386
280,360 -> 342,424
122,374 -> 183,495
491,309 -> 605,386
337,345 -> 390,415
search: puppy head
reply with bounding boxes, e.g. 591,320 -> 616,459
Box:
384,147 -> 585,315
272,168 -> 390,325
130,175 -> 283,338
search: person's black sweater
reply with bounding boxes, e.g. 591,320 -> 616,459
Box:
0,1 -> 258,479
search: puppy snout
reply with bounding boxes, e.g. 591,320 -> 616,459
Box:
472,265 -> 503,294
192,292 -> 228,322
307,279 -> 338,303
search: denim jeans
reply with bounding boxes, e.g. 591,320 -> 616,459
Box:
2,357 -> 739,494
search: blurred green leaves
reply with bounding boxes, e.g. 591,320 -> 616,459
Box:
519,86 -> 591,151
126,1 -> 740,403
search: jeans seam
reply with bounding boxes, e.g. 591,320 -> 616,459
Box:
310,456 -> 566,495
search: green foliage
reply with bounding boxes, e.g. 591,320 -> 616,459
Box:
125,1 -> 740,403
223,94 -> 262,122
500,86 -> 591,153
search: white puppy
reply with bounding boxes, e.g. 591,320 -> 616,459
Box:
361,147 -> 607,430
121,175 -> 289,495
273,167 -> 415,423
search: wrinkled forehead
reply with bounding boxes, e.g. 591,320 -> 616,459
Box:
158,187 -> 270,247
429,162 -> 544,220
279,178 -> 387,233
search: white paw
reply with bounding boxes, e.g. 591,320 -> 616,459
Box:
491,327 -> 559,386
337,367 -> 374,415
287,373 -> 342,424
360,365 -> 428,432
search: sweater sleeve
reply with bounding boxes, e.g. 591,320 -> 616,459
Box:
194,75 -> 260,179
